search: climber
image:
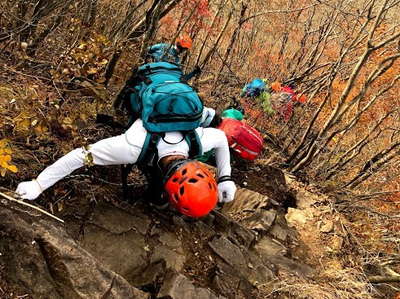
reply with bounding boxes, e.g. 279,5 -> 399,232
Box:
15,117 -> 236,218
241,78 -> 275,116
147,35 -> 193,65
114,37 -> 200,112
146,35 -> 201,81
269,81 -> 307,122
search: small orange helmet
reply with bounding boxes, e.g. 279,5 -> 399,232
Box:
164,160 -> 218,218
176,35 -> 193,49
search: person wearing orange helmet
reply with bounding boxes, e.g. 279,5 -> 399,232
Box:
146,36 -> 201,80
147,35 -> 193,65
15,115 -> 236,218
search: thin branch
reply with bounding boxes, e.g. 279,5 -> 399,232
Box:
368,275 -> 400,283
241,1 -> 322,23
353,190 -> 400,200
0,191 -> 64,223
339,204 -> 400,219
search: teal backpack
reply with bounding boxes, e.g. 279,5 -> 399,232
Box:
130,62 -> 204,133
118,62 -> 205,200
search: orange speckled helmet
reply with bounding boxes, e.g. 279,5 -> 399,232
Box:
176,35 -> 193,49
164,160 -> 218,218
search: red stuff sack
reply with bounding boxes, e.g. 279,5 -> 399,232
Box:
218,118 -> 264,160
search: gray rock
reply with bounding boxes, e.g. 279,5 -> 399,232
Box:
269,224 -> 288,242
254,236 -> 287,256
134,260 -> 166,287
242,210 -> 277,232
212,210 -> 232,232
80,223 -> 148,283
223,188 -> 270,215
159,232 -> 183,251
208,235 -> 246,271
151,245 -> 186,272
212,267 -> 241,297
172,216 -> 191,234
246,251 -> 275,286
158,272 -> 219,299
90,203 -> 151,235
0,204 -> 149,299
230,222 -> 256,249
212,210 -> 255,249
265,255 -> 315,278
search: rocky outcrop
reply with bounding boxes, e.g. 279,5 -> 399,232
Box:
0,166 -> 314,299
0,199 -> 148,299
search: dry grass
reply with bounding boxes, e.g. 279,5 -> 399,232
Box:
261,268 -> 377,299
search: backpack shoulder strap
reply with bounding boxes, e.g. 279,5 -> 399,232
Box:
185,130 -> 202,158
137,132 -> 163,167
138,130 -> 202,166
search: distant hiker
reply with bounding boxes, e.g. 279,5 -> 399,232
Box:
217,118 -> 264,161
147,35 -> 193,65
146,35 -> 201,81
196,108 -> 264,162
269,81 -> 307,122
241,78 -> 275,116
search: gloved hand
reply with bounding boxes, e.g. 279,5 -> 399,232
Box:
15,180 -> 43,200
217,181 -> 237,203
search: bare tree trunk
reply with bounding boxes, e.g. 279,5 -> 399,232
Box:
164,0 -> 202,67
292,53 -> 400,172
83,0 -> 98,27
19,0 -> 64,42
214,1 -> 248,83
194,0 -> 227,66
139,0 -> 165,59
198,9 -> 233,69
289,0 -> 397,173
127,0 -> 182,40
321,110 -> 394,180
343,143 -> 400,189
105,0 -> 182,85
28,0 -> 74,56
108,0 -> 148,42
104,50 -> 122,87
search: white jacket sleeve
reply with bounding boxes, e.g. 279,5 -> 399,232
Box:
16,120 -> 147,199
198,127 -> 236,202
36,133 -> 142,190
199,128 -> 231,178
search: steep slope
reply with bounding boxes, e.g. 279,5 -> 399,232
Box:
0,165 -> 315,299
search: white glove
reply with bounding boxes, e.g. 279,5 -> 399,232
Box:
15,180 -> 43,200
217,180 -> 237,203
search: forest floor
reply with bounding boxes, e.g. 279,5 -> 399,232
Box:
1,56 -> 400,299
1,155 -> 399,298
